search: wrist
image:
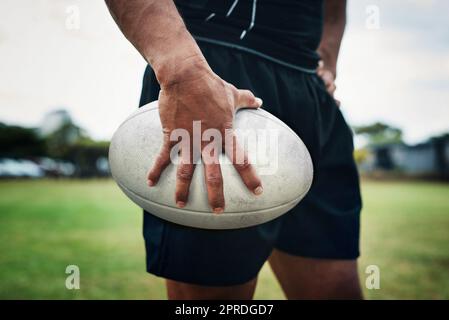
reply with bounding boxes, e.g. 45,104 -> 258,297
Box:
156,53 -> 212,89
150,33 -> 211,88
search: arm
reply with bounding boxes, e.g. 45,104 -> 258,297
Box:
105,0 -> 205,86
317,0 -> 346,98
105,0 -> 263,212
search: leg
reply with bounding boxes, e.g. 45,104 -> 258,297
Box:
269,249 -> 362,300
166,277 -> 258,300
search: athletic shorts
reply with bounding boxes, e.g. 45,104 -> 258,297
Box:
139,41 -> 362,286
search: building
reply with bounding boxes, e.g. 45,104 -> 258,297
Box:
362,134 -> 449,179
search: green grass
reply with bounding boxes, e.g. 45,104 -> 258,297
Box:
0,179 -> 448,299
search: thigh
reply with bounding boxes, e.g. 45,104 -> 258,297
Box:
269,249 -> 362,300
166,277 -> 258,300
274,90 -> 362,260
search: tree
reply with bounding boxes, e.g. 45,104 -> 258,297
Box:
353,122 -> 403,147
0,123 -> 45,158
65,139 -> 110,177
45,122 -> 88,158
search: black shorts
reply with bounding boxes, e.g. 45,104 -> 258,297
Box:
139,41 -> 362,286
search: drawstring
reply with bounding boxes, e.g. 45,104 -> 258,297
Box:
204,13 -> 215,22
240,0 -> 257,39
226,0 -> 239,17
204,0 -> 257,40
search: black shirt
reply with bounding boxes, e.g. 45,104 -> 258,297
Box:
175,0 -> 324,72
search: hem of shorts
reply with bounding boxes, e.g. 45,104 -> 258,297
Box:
146,267 -> 260,287
193,35 -> 317,74
273,245 -> 360,260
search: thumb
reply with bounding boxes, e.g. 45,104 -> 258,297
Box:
235,89 -> 263,110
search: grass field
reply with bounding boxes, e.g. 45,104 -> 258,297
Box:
0,179 -> 448,299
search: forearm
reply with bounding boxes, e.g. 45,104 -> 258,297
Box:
105,0 -> 209,87
317,0 -> 346,77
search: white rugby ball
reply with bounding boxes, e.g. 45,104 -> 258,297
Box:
109,101 -> 313,229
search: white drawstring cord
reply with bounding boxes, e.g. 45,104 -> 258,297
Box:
226,0 -> 239,17
240,0 -> 257,39
204,0 -> 257,40
204,13 -> 215,22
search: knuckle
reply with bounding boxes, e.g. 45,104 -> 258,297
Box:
246,91 -> 256,101
234,158 -> 251,172
147,172 -> 158,182
206,172 -> 222,187
248,177 -> 261,189
209,194 -> 225,207
222,121 -> 233,131
154,158 -> 164,168
177,166 -> 193,181
156,152 -> 169,166
148,169 -> 157,178
227,83 -> 239,99
210,200 -> 224,209
228,82 -> 238,94
241,90 -> 255,103
147,166 -> 159,178
175,190 -> 188,201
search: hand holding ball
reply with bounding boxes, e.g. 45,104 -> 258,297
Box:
109,101 -> 313,229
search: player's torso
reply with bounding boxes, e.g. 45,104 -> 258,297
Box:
175,0 -> 324,70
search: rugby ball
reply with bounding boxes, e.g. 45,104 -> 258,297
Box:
109,101 -> 313,229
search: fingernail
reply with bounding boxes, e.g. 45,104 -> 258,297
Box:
176,201 -> 185,208
213,207 -> 224,214
147,179 -> 155,187
254,186 -> 263,195
255,97 -> 263,106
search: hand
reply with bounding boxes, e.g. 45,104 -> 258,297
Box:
316,60 -> 341,106
147,60 -> 263,213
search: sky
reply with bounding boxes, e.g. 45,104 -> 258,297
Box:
0,0 -> 448,146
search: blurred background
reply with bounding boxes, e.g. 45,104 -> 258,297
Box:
0,0 -> 448,299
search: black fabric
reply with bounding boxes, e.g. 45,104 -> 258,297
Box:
140,42 -> 361,286
175,0 -> 324,70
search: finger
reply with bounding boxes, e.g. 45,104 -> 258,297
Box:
235,89 -> 263,110
322,72 -> 334,87
175,156 -> 196,208
328,83 -> 336,96
335,99 -> 341,107
175,144 -> 198,207
225,132 -> 263,195
202,157 -> 225,213
147,136 -> 172,186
